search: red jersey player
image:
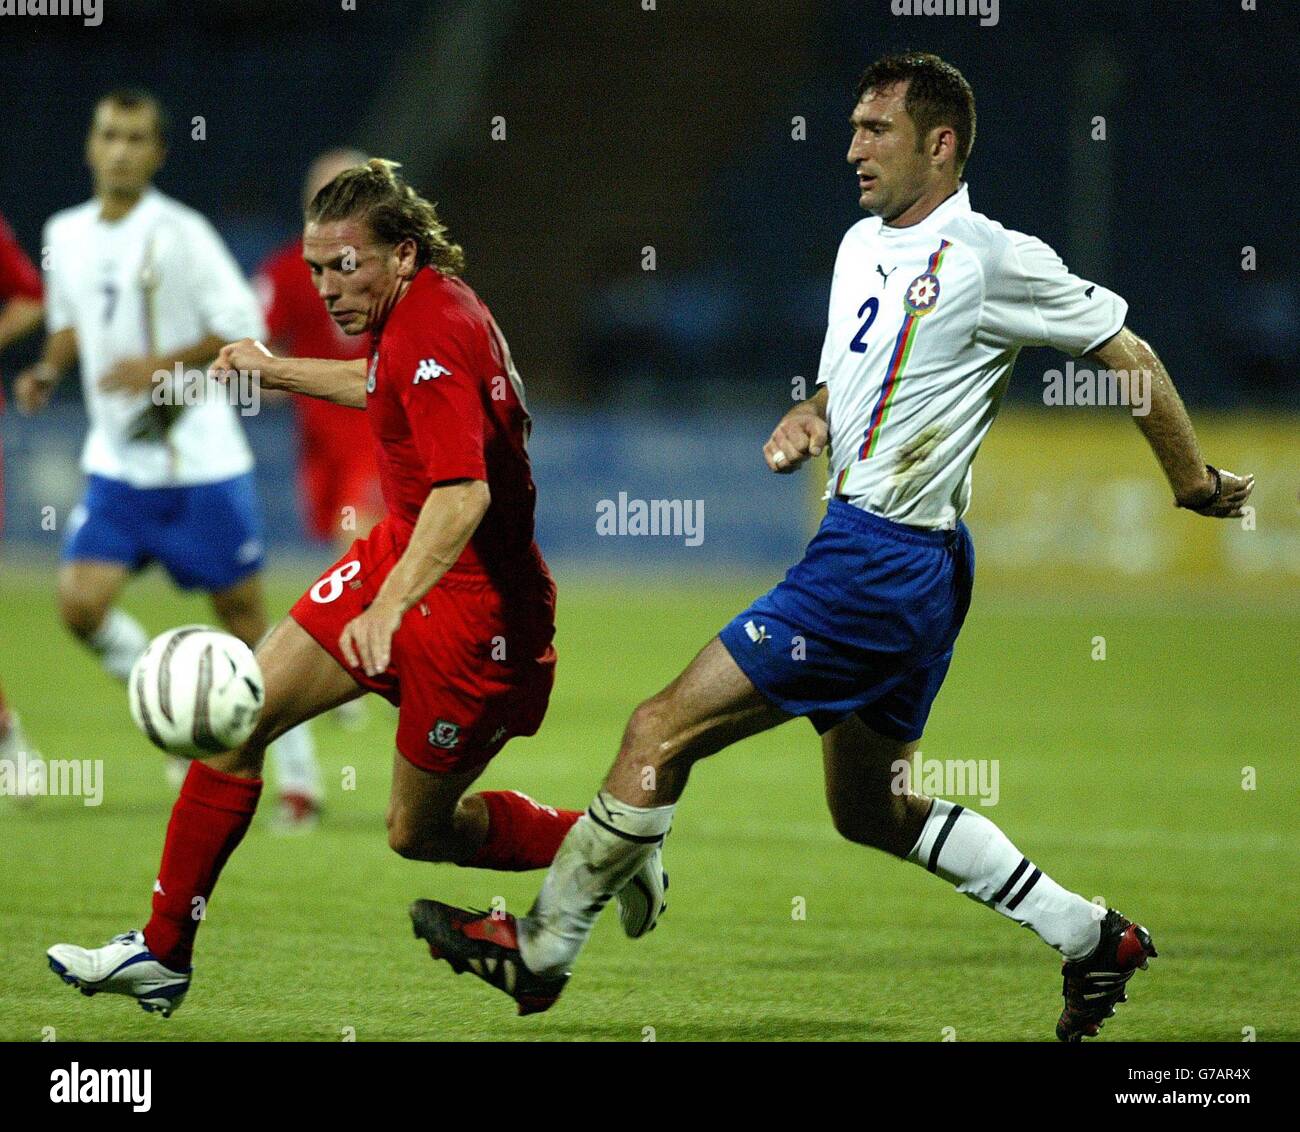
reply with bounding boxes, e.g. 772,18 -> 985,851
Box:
45,160 -> 662,1015
0,210 -> 47,789
254,149 -> 382,549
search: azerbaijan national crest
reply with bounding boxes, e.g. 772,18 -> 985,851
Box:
903,272 -> 942,316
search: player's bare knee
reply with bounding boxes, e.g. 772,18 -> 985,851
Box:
623,694 -> 700,772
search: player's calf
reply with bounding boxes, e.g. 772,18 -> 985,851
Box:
210,574 -> 269,649
827,791 -> 931,857
56,576 -> 148,683
387,810 -> 472,863
823,716 -> 931,857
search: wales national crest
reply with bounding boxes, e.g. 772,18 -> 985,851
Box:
428,719 -> 461,749
903,272 -> 942,316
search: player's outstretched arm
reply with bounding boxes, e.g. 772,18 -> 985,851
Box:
764,385 -> 829,473
1089,327 -> 1254,518
210,338 -> 368,408
13,327 -> 76,415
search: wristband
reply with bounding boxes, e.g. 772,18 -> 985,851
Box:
1176,464 -> 1221,512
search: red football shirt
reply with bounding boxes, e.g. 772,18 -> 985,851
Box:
368,267 -> 550,590
0,211 -> 43,412
0,213 -> 42,303
255,239 -> 374,455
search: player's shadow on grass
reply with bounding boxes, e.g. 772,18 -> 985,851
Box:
538,1017 -> 906,1041
0,798 -> 174,821
245,809 -> 388,835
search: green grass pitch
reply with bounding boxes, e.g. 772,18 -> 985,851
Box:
1,565 -> 1295,1041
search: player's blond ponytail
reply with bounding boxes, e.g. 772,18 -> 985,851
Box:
306,158 -> 466,277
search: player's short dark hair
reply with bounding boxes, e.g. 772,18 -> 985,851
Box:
855,52 -> 976,171
94,88 -> 170,145
306,158 -> 465,277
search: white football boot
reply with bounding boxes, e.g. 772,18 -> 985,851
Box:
47,929 -> 191,1016
617,844 -> 668,938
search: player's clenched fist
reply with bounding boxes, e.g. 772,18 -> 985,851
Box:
764,393 -> 830,473
12,363 -> 59,415
209,338 -> 272,383
1176,465 -> 1255,519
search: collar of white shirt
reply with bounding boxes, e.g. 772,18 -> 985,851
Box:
878,182 -> 972,242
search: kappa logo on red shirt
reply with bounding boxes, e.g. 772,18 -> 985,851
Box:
413,357 -> 452,384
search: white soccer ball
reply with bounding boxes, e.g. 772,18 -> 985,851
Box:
128,626 -> 264,757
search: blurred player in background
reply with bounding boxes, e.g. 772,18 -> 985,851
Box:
13,89 -> 323,828
0,209 -> 48,792
415,53 -> 1254,1039
255,148 -> 381,732
46,159 -> 657,1017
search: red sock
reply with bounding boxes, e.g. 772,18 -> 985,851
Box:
144,760 -> 262,970
465,790 -> 580,871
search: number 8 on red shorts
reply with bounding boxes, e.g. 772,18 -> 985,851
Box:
290,515 -> 557,774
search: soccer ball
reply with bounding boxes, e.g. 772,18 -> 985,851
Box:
128,626 -> 264,756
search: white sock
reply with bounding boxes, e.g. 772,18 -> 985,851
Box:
89,608 -> 149,683
0,710 -> 25,756
519,790 -> 674,977
268,724 -> 321,801
907,799 -> 1101,960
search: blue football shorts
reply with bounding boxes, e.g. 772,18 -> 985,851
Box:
62,472 -> 265,593
719,498 -> 974,740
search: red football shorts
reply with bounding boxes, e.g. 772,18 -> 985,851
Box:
290,517 -> 557,773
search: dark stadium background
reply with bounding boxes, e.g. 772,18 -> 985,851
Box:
1,0 -> 1295,564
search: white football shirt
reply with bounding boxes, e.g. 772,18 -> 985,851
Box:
44,188 -> 264,487
817,183 -> 1127,529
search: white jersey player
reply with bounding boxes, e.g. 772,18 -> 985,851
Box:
408,53 -> 1254,1041
818,181 -> 1126,528
15,90 -> 321,828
